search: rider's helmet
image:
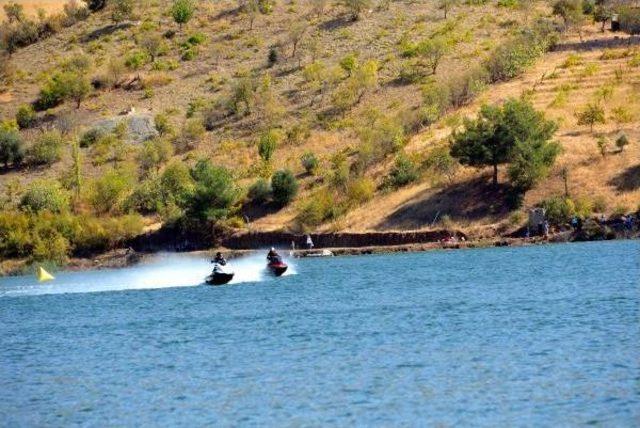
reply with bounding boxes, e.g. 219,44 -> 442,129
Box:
216,252 -> 222,257
270,247 -> 275,251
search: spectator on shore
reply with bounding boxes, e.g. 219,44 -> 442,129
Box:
306,234 -> 314,249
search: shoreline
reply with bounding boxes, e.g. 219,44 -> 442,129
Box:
2,231 -> 637,277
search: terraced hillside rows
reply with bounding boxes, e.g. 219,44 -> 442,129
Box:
309,27 -> 640,234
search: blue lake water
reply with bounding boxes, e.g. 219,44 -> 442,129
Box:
1,241 -> 639,426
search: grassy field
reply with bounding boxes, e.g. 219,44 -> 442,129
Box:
0,0 -> 638,250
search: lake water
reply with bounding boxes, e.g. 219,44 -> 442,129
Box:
1,241 -> 639,426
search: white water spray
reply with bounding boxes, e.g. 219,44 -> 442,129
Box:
0,252 -> 296,297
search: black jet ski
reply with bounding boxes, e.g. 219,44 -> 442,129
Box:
267,256 -> 288,277
205,263 -> 234,285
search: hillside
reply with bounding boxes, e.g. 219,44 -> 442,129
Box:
0,0 -> 639,267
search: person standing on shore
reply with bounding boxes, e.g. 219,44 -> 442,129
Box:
306,234 -> 314,250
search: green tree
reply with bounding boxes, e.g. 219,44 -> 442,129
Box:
68,74 -> 92,109
451,98 -> 557,186
171,0 -> 195,30
0,128 -> 24,168
340,0 -> 371,21
576,103 -> 605,133
416,36 -> 451,75
552,0 -> 582,26
271,169 -> 298,206
187,159 -> 238,221
507,138 -> 562,193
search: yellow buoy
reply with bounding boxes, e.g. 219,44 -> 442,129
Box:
36,266 -> 55,282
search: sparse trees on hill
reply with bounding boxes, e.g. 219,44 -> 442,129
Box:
171,0 -> 195,30
552,0 -> 582,26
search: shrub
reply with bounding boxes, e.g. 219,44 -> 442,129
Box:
384,155 -> 419,188
258,129 -> 280,162
346,177 -> 375,205
301,151 -> 319,174
593,195 -> 607,213
137,138 -> 173,175
125,51 -> 148,69
268,47 -> 278,66
175,118 -> 205,152
15,104 -> 36,129
576,103 -> 605,133
297,189 -> 339,227
423,145 -> 457,181
187,32 -> 206,45
615,133 -> 629,152
596,136 -> 607,157
0,128 -> 24,168
248,178 -> 271,203
79,127 -> 105,147
28,130 -> 64,165
19,180 -> 70,213
540,196 -> 574,225
160,160 -> 194,206
271,169 -> 298,206
88,168 -> 135,214
125,177 -> 163,213
154,113 -> 173,135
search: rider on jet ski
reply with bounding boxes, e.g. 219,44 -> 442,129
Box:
212,252 -> 227,265
267,247 -> 280,263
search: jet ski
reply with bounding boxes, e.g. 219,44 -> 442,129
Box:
205,263 -> 235,285
267,256 -> 288,277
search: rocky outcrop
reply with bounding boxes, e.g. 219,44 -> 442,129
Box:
92,111 -> 158,144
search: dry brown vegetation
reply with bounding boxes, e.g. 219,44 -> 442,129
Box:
1,0 -> 638,246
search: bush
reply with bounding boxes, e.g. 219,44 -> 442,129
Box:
346,177 -> 375,205
186,159 -> 238,221
28,130 -> 64,165
15,104 -> 36,129
258,129 -> 280,162
301,151 -> 319,174
187,32 -> 206,45
248,178 -> 271,203
0,128 -> 24,168
171,0 -> 195,29
19,180 -> 70,213
125,51 -> 148,69
615,133 -> 629,152
125,177 -> 163,214
175,118 -> 205,152
154,113 -> 173,135
271,169 -> 298,206
540,196 -> 574,225
297,189 -> 340,227
384,155 -> 419,189
79,128 -> 105,147
88,168 -> 135,214
137,138 -> 173,175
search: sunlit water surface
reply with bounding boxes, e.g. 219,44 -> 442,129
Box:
1,241 -> 638,425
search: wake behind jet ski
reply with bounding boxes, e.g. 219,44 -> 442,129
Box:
205,252 -> 235,285
266,248 -> 288,277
